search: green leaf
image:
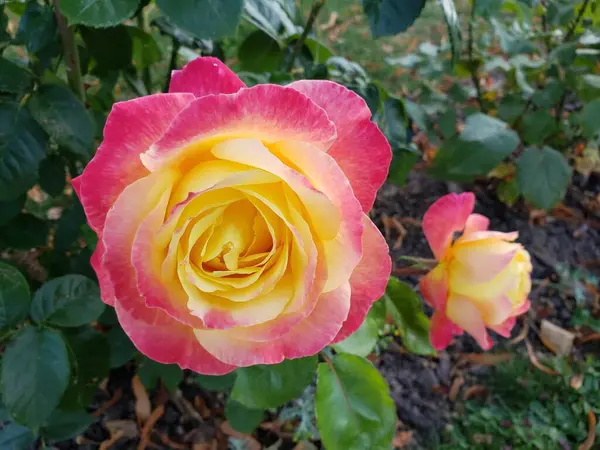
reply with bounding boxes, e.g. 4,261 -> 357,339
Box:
405,99 -> 430,132
577,98 -> 600,139
1,326 -> 70,429
225,399 -> 264,434
497,94 -> 526,123
303,37 -> 334,64
439,0 -> 461,64
333,300 -> 386,357
0,57 -> 35,94
384,277 -> 435,355
196,372 -> 237,391
238,30 -> 284,73
128,27 -> 161,71
316,354 -> 395,450
0,422 -> 36,449
0,214 -> 49,249
517,146 -> 571,210
231,356 -> 317,409
39,154 -> 66,197
0,262 -> 30,331
474,0 -> 503,17
363,0 -> 426,38
54,198 -> 86,252
430,113 -> 520,181
0,195 -> 25,227
59,0 -> 140,27
243,0 -> 297,40
30,275 -> 105,327
14,2 -> 57,54
107,325 -> 137,368
521,110 -> 557,145
438,108 -> 457,138
0,101 -> 48,201
28,84 -> 94,157
81,26 -> 133,73
138,358 -> 183,391
380,96 -> 409,147
40,409 -> 94,441
156,0 -> 244,40
389,145 -> 419,186
497,179 -> 520,206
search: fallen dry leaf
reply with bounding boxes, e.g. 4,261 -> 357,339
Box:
570,374 -> 584,390
460,353 -> 513,366
132,375 -> 152,422
508,318 -> 529,345
104,420 -> 139,439
579,411 -> 597,450
392,430 -> 414,448
540,320 -> 575,356
448,377 -> 465,402
462,385 -> 487,401
579,333 -> 600,344
156,433 -> 187,450
99,430 -> 124,450
138,405 -> 165,450
525,339 -> 559,376
194,395 -> 211,419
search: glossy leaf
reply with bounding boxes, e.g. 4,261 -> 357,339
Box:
0,422 -> 36,449
196,372 -> 237,392
238,30 -> 284,72
316,354 -> 395,450
30,275 -> 105,327
138,358 -> 183,391
385,277 -> 435,355
517,146 -> 571,210
128,27 -> 161,70
1,326 -> 70,429
0,57 -> 34,94
39,154 -> 66,197
231,356 -> 317,409
107,325 -> 137,368
521,110 -> 557,145
578,98 -> 600,139
59,0 -> 140,27
333,299 -> 386,357
40,409 -> 94,441
0,195 -> 25,227
0,262 -> 30,331
243,0 -> 297,40
225,399 -> 264,434
363,0 -> 426,38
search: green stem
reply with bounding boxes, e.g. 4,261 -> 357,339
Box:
286,0 -> 326,72
53,0 -> 84,101
468,0 -> 486,113
137,9 -> 152,94
163,37 -> 180,93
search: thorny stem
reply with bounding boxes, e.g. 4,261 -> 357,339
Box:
286,0 -> 326,72
53,0 -> 85,101
555,0 -> 592,123
468,0 -> 487,113
163,37 -> 180,93
137,9 -> 152,94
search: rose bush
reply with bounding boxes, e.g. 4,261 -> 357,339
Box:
73,57 -> 392,374
420,192 -> 532,350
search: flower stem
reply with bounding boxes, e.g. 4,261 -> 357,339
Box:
53,0 -> 85,101
286,0 -> 326,72
137,8 -> 152,94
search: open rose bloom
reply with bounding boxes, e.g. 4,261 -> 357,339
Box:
73,57 -> 392,374
421,193 -> 532,350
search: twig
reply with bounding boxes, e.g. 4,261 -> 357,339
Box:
163,37 -> 180,93
52,0 -> 85,101
286,0 -> 326,72
467,0 -> 486,113
137,8 -> 152,94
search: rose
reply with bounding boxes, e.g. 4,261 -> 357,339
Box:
420,192 -> 531,350
73,57 -> 392,374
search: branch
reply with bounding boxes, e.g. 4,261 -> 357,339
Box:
468,0 -> 486,113
286,0 -> 326,72
53,0 -> 84,101
163,37 -> 180,93
137,8 -> 152,94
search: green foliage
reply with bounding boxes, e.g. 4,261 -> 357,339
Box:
138,357 -> 183,391
225,399 -> 264,433
60,0 -> 140,27
196,372 -> 238,391
316,353 -> 396,450
0,262 -> 30,331
333,299 -> 386,357
231,356 -> 318,409
363,0 -> 427,38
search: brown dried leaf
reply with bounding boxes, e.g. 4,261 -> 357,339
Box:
104,420 -> 139,439
93,388 -> 122,417
579,411 -> 597,450
99,430 -> 124,450
138,405 -> 164,450
508,317 -> 529,345
525,339 -> 559,376
449,377 -> 465,402
132,375 -> 152,422
392,430 -> 414,448
460,353 -> 513,366
570,374 -> 584,390
462,385 -> 487,401
540,320 -> 575,356
579,333 -> 600,344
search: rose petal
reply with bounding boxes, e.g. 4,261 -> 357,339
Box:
463,213 -> 489,235
420,264 -> 448,310
423,192 -> 475,260
289,80 -> 391,212
451,240 -> 518,284
430,310 -> 463,351
90,240 -> 115,306
490,316 -> 516,338
169,56 -> 246,97
332,215 -> 390,343
446,295 -> 493,350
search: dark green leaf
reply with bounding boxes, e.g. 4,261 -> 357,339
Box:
0,422 -> 36,449
28,84 -> 94,157
231,356 -> 317,409
81,26 -> 133,73
0,7 -> 9,43
128,27 -> 161,70
521,110 -> 557,145
0,57 -> 35,94
0,262 -> 30,331
41,409 -> 93,441
474,0 -> 503,17
156,0 -> 244,40
107,325 -> 137,368
303,37 -> 334,64
438,108 -> 457,138
578,98 -> 600,139
439,0 -> 461,64
225,399 -> 264,434
517,146 -> 571,210
316,354 -> 395,450
497,179 -> 520,206
196,372 -> 237,391
243,0 -> 297,40
0,101 -> 48,201
363,0 -> 426,38
333,300 -> 385,357
39,154 -> 66,197
54,198 -> 86,252
0,214 -> 49,249
385,277 -> 435,355
59,0 -> 140,27
138,358 -> 183,391
0,195 -> 25,226
1,326 -> 70,429
389,145 -> 419,186
405,99 -> 430,132
430,113 -> 520,181
238,30 -> 284,73
30,275 -> 105,327
531,80 -> 564,108
497,95 -> 526,123
380,96 -> 409,147
14,2 -> 57,53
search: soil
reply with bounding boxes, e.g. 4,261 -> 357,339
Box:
11,173 -> 600,450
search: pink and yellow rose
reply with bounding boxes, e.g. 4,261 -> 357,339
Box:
420,192 -> 532,350
73,57 -> 392,374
